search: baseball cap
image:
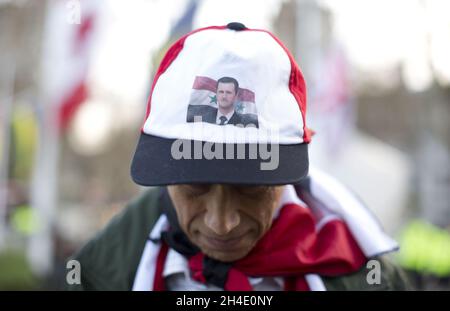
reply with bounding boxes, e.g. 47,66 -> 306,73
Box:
131,22 -> 311,186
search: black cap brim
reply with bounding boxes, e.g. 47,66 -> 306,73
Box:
130,133 -> 308,186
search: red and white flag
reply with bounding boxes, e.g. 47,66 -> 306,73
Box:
28,0 -> 100,276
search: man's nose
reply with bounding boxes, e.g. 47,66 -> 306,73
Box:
204,190 -> 240,236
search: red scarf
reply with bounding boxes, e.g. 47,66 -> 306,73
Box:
154,203 -> 366,291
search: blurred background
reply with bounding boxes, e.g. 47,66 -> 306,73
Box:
0,0 -> 449,290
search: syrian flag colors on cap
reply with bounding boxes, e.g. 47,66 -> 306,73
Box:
131,23 -> 311,186
190,76 -> 257,115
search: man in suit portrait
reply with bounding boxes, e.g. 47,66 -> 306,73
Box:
214,77 -> 242,125
187,76 -> 258,127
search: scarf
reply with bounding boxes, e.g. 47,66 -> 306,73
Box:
132,168 -> 399,291
153,187 -> 367,291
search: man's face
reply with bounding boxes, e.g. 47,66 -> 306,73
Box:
168,184 -> 284,262
216,82 -> 237,112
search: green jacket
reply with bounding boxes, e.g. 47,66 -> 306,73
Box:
66,187 -> 411,291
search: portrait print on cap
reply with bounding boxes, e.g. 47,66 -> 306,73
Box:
186,76 -> 259,128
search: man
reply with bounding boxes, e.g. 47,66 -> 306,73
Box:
214,77 -> 242,125
186,76 -> 258,127
67,23 -> 410,291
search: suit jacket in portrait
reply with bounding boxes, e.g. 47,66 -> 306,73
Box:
186,104 -> 258,127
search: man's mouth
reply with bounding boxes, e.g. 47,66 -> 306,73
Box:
201,232 -> 247,250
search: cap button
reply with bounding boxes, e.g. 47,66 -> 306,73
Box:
226,22 -> 247,31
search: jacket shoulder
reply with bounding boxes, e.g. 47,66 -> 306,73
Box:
322,255 -> 412,291
66,187 -> 162,291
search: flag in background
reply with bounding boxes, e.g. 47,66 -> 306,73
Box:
41,0 -> 99,131
152,0 -> 199,74
170,0 -> 199,39
28,0 -> 101,276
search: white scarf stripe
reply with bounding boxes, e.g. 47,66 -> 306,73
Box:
305,274 -> 327,291
132,215 -> 168,291
308,168 -> 399,257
